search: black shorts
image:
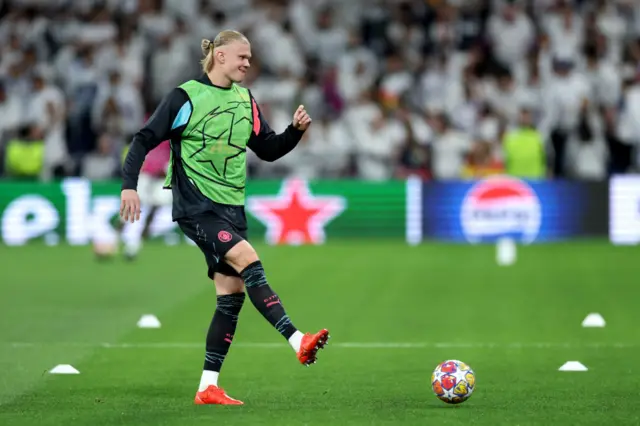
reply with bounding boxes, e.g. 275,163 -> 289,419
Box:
177,206 -> 248,279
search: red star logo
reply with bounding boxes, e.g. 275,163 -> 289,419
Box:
247,179 -> 346,245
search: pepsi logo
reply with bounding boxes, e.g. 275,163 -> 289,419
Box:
460,177 -> 541,244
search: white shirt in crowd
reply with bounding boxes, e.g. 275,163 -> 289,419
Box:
347,103 -> 405,180
0,93 -> 24,140
150,32 -> 193,104
337,45 -> 378,103
419,60 -> 464,114
279,119 -> 352,179
581,60 -> 621,108
95,37 -> 147,88
430,129 -> 472,180
543,11 -> 584,61
28,84 -> 68,177
92,79 -> 144,136
565,112 -> 608,180
541,70 -> 590,134
487,10 -> 534,68
617,84 -> 640,147
484,80 -> 521,126
596,4 -> 627,64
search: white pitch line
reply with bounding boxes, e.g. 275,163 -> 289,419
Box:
5,342 -> 639,349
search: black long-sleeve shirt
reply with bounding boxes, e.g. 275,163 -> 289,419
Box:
122,75 -> 304,190
121,74 -> 305,220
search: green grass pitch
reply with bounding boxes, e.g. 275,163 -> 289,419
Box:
1,240 -> 639,425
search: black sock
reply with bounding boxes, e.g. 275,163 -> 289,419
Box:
241,261 -> 298,340
204,292 -> 245,372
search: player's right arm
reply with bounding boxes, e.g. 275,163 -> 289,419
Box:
120,88 -> 190,223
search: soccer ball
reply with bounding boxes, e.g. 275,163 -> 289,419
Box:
92,241 -> 118,260
431,360 -> 475,404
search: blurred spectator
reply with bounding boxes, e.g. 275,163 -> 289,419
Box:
565,101 -> 608,180
419,52 -> 463,114
337,30 -> 378,104
92,69 -> 144,137
95,24 -> 146,89
379,51 -> 414,111
585,44 -> 621,107
503,108 -> 546,179
81,133 -> 119,181
0,81 -> 23,147
485,69 -> 520,126
350,102 -> 404,180
4,124 -> 44,179
150,17 -> 197,105
429,111 -> 472,180
29,71 -> 67,177
487,1 -> 534,76
541,58 -> 590,177
276,114 -> 352,179
461,140 -> 504,179
593,0 -> 626,65
615,72 -> 640,172
312,6 -> 349,67
395,110 -> 431,180
543,0 -> 584,62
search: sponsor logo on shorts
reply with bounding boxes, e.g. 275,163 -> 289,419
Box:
218,230 -> 232,243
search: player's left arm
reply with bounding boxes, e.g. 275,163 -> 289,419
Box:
246,93 -> 310,162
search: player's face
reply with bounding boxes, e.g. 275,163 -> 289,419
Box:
224,40 -> 252,83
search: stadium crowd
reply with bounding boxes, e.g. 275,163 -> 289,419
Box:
1,0 -> 640,182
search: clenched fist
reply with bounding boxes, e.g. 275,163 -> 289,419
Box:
292,104 -> 312,131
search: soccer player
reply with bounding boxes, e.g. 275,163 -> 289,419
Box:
104,141 -> 171,261
119,30 -> 329,406
122,140 -> 172,260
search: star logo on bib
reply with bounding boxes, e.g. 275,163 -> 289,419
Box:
246,179 -> 346,245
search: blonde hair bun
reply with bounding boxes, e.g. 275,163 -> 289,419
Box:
201,39 -> 213,56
